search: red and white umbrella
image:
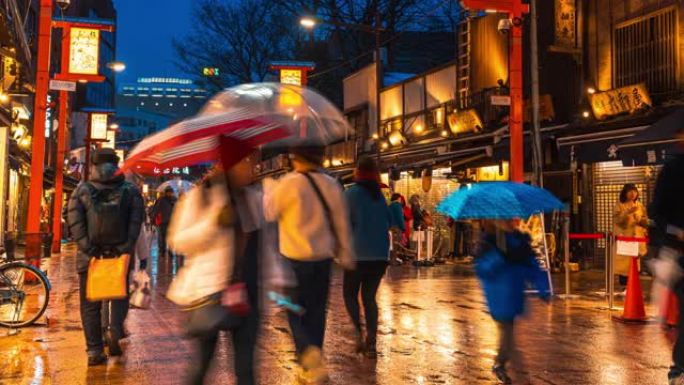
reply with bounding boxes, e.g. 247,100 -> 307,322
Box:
120,83 -> 351,175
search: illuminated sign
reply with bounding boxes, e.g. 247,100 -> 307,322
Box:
280,69 -> 303,86
477,162 -> 509,181
202,67 -> 220,76
102,129 -> 116,149
69,28 -> 100,75
590,83 -> 652,120
555,0 -> 576,48
448,109 -> 483,135
90,113 -> 108,141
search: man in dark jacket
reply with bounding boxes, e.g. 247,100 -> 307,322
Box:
151,187 -> 176,257
67,148 -> 144,366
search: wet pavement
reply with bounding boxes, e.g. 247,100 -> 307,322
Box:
0,245 -> 675,385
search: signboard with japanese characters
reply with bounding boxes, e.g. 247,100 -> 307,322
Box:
280,69 -> 303,86
448,109 -> 483,135
589,83 -> 652,120
555,0 -> 577,48
89,113 -> 108,141
69,28 -> 100,75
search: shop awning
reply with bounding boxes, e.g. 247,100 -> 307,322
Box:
618,108 -> 684,165
556,125 -> 648,164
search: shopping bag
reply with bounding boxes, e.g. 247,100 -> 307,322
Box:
86,254 -> 130,301
135,226 -> 152,263
130,270 -> 152,309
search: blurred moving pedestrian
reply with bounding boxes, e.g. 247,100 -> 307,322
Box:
389,193 -> 406,264
151,186 -> 177,257
649,132 -> 684,385
400,195 -> 412,246
67,148 -> 144,366
264,146 -> 354,384
344,157 -> 392,358
410,194 -> 424,231
474,220 -> 550,384
613,184 -> 650,288
167,154 -> 263,385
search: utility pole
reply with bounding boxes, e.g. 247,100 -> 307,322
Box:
530,0 -> 543,187
462,0 -> 529,183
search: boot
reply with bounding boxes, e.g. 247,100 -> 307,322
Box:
492,363 -> 512,384
87,352 -> 107,366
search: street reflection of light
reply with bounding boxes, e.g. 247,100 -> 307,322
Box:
32,356 -> 44,385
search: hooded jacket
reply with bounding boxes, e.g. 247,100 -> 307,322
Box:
67,163 -> 144,273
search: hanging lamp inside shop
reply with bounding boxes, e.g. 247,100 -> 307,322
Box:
388,129 -> 407,147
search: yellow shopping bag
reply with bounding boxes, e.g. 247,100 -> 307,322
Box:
86,254 -> 130,301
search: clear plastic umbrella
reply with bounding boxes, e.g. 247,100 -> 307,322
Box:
121,83 -> 351,175
157,179 -> 194,195
199,83 -> 352,148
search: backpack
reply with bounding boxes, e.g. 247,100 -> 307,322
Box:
85,183 -> 131,248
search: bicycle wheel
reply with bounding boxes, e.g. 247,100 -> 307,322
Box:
0,261 -> 50,328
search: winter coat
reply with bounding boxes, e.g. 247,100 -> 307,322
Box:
345,183 -> 392,262
67,164 -> 144,273
151,195 -> 177,225
613,201 -> 649,275
388,201 -> 406,232
475,230 -> 550,322
411,203 -> 424,230
263,171 -> 354,266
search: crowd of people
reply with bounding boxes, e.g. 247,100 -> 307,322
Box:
65,132 -> 684,384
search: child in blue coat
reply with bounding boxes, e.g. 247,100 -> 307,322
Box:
474,220 -> 550,384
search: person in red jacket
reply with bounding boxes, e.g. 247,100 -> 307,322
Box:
399,195 -> 412,246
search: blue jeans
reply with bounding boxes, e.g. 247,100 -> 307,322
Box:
285,258 -> 332,358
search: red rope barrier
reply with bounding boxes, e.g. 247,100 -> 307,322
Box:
614,236 -> 649,243
569,233 -> 605,240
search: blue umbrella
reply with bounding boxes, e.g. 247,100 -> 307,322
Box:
437,182 -> 565,220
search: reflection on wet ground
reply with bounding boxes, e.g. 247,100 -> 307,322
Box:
0,245 -> 674,384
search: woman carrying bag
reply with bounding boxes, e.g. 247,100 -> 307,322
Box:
166,154 -> 263,385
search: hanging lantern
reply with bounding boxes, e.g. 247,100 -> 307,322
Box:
422,167 -> 433,192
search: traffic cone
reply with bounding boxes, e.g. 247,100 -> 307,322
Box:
664,288 -> 680,328
613,256 -> 648,323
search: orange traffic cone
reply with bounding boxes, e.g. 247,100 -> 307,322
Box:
664,288 -> 680,328
613,256 -> 648,323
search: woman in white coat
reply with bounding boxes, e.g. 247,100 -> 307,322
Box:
166,154 -> 262,385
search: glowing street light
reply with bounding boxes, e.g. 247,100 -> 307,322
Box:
109,123 -> 120,130
107,61 -> 126,72
300,17 -> 316,29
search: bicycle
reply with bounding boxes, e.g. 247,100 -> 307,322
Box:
0,247 -> 51,328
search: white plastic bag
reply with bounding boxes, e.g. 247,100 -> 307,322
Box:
135,226 -> 152,264
130,270 -> 152,309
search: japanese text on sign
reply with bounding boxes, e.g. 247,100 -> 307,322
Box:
555,0 -> 576,48
448,109 -> 483,135
280,69 -> 303,86
69,28 -> 100,75
90,113 -> 108,141
589,83 -> 652,120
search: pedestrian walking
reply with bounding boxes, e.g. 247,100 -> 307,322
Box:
474,220 -> 550,384
67,148 -> 144,366
613,184 -> 650,288
410,194 -> 424,231
167,155 -> 263,385
649,133 -> 684,385
400,195 -> 412,246
389,193 -> 406,264
344,157 -> 393,358
263,146 -> 354,384
151,186 -> 177,257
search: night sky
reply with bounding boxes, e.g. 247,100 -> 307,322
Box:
114,0 -> 195,82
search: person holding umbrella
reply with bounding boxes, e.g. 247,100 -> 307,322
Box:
437,182 -> 559,384
264,146 -> 355,383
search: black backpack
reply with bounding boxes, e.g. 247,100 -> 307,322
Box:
85,183 -> 131,248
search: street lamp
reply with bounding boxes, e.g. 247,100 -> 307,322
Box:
300,17 -> 316,29
107,61 -> 126,72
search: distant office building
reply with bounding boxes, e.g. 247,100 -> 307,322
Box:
115,77 -> 209,149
